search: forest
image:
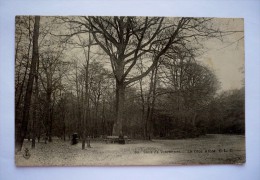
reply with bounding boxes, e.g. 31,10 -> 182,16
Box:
15,16 -> 244,153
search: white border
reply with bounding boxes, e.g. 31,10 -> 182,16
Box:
0,0 -> 259,179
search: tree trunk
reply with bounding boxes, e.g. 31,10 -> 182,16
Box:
15,17 -> 32,111
15,16 -> 40,153
192,112 -> 198,127
146,61 -> 159,140
63,112 -> 66,141
31,104 -> 36,148
75,63 -> 82,135
81,75 -> 88,149
149,63 -> 159,140
145,107 -> 150,140
94,100 -> 99,137
145,66 -> 155,140
31,60 -> 39,149
82,126 -> 86,148
139,79 -> 146,139
81,33 -> 91,149
112,81 -> 125,136
101,99 -> 105,135
46,90 -> 52,142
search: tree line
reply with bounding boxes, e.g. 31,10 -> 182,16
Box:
15,16 -> 244,152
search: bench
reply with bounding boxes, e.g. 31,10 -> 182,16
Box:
104,136 -> 131,144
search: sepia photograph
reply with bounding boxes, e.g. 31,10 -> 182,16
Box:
14,16 -> 245,166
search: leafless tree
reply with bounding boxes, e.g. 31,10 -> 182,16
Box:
61,16 -> 223,136
15,16 -> 40,152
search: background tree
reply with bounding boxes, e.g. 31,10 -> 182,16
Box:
153,53 -> 219,138
206,88 -> 245,134
38,40 -> 69,142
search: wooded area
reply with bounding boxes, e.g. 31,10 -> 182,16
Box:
15,16 -> 244,153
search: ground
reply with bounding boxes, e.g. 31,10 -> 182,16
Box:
15,134 -> 245,166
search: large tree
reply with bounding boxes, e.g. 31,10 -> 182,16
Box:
15,16 -> 40,152
61,16 -> 223,137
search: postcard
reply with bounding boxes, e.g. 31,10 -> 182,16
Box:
15,16 -> 245,166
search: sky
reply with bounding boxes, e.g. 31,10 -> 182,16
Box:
198,18 -> 244,91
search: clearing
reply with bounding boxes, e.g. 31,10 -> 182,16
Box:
15,134 -> 245,166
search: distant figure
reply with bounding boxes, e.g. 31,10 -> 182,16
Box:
118,134 -> 125,144
71,133 -> 78,145
23,148 -> 31,159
